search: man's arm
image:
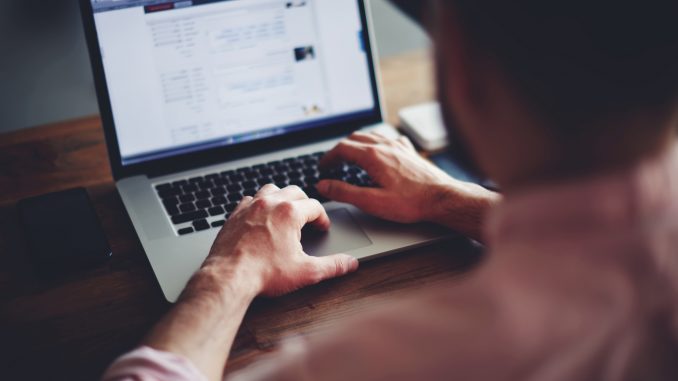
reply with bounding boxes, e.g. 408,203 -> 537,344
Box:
139,185 -> 359,381
104,133 -> 496,381
317,132 -> 500,242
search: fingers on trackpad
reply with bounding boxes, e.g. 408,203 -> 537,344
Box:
302,208 -> 372,257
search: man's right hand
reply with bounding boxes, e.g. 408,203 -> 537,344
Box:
317,131 -> 499,241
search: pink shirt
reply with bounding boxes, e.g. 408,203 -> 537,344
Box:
104,147 -> 678,381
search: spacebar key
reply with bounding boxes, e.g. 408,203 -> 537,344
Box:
172,210 -> 208,225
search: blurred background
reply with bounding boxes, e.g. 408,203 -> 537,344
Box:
0,0 -> 429,134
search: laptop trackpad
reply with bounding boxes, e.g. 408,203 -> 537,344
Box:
302,208 -> 372,257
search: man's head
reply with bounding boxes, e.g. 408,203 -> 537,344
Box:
392,1 -> 678,188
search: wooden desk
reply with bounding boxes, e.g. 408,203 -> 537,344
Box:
0,51 -> 481,380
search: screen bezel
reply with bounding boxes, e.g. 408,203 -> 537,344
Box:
79,0 -> 384,180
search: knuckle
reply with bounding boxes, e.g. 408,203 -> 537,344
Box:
366,146 -> 381,159
333,258 -> 345,276
287,185 -> 304,195
325,181 -> 340,197
252,197 -> 271,210
337,141 -> 350,151
275,200 -> 297,218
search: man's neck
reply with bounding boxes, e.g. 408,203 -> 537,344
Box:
502,116 -> 676,194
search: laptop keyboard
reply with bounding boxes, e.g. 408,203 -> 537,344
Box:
154,152 -> 374,236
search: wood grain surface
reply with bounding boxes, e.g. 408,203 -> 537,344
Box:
0,51 -> 482,380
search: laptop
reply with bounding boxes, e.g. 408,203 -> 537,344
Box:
80,0 -> 452,302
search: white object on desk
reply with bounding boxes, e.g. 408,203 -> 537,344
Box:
399,102 -> 449,152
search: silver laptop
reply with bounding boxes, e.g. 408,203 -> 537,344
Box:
81,0 -> 452,302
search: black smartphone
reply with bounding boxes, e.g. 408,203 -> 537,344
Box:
17,188 -> 112,276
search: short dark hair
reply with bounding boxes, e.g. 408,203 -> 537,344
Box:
452,1 -> 678,132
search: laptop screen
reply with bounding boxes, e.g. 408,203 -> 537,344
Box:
89,0 -> 377,165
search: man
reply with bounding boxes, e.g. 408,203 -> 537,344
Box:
104,1 -> 678,380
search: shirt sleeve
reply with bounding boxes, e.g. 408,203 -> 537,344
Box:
102,346 -> 209,381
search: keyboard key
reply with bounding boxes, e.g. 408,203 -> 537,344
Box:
359,173 -> 374,186
224,203 -> 238,213
320,168 -> 344,180
163,197 -> 179,207
172,210 -> 208,225
211,220 -> 225,228
179,203 -> 196,213
243,188 -> 257,197
227,184 -> 243,193
196,199 -> 212,209
347,165 -> 362,175
178,227 -> 194,236
206,173 -> 220,181
208,206 -> 224,216
182,184 -> 198,193
288,170 -> 303,179
158,188 -> 181,199
227,173 -> 245,183
303,157 -> 319,166
210,186 -> 227,195
193,219 -> 210,231
189,176 -> 203,183
257,176 -> 273,186
304,186 -> 319,198
305,175 -> 319,185
345,175 -> 361,185
304,187 -> 329,203
165,205 -> 180,216
289,179 -> 305,188
172,180 -> 188,187
197,181 -> 213,190
195,191 -> 210,200
237,167 -> 256,178
179,194 -> 195,203
213,177 -> 228,186
211,196 -> 227,205
259,168 -> 274,176
227,193 -> 243,203
242,180 -> 258,190
275,164 -> 290,172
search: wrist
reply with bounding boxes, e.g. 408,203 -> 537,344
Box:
145,255 -> 260,381
425,181 -> 500,241
182,257 -> 262,306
